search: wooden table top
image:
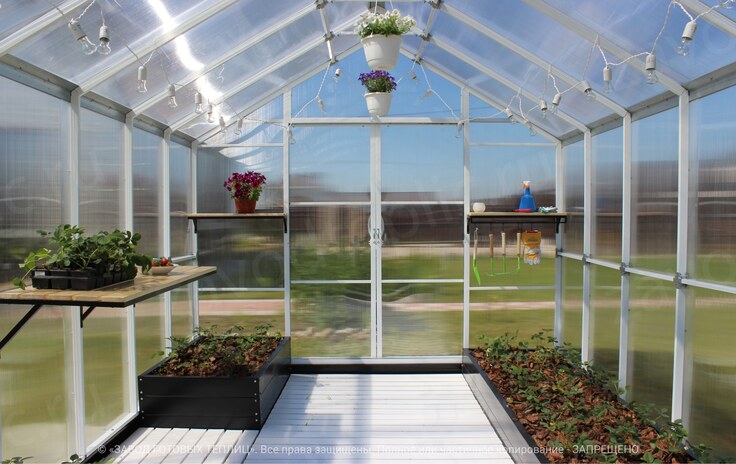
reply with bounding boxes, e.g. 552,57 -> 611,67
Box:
0,266 -> 216,307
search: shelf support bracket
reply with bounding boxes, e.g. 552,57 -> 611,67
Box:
80,306 -> 97,328
0,303 -> 43,354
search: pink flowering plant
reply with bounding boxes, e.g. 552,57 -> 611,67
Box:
224,171 -> 267,201
359,70 -> 397,93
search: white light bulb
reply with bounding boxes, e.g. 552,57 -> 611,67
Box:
194,92 -> 204,114
645,53 -> 658,85
551,92 -> 561,115
316,97 -> 325,113
334,68 -> 341,80
68,20 -> 97,55
581,80 -> 596,102
137,65 -> 147,93
539,99 -> 548,119
287,127 -> 296,145
218,115 -> 226,134
603,66 -> 614,94
206,105 -> 215,123
677,21 -> 697,56
235,118 -> 243,136
97,25 -> 111,55
167,84 -> 177,108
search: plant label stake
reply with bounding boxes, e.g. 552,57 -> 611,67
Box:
472,228 -> 482,285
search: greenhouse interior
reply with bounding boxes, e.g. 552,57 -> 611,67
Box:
0,0 -> 735,462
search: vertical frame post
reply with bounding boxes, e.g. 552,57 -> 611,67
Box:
554,141 -> 564,345
283,92 -> 292,337
370,124 -> 382,358
462,88 -> 471,348
162,129 -> 172,353
123,112 -> 138,418
619,113 -> 632,397
191,141 -> 200,333
582,130 -> 593,363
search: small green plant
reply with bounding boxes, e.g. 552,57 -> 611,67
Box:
13,224 -> 151,289
2,457 -> 32,464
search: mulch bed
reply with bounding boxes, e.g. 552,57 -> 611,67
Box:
470,344 -> 694,463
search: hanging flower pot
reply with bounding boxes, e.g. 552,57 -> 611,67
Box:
364,92 -> 393,117
359,70 -> 397,117
361,35 -> 402,70
355,9 -> 416,70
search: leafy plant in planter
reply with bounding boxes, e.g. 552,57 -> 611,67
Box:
139,324 -> 291,429
468,332 -> 708,463
13,224 -> 152,290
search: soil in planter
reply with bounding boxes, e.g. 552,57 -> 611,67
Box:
471,332 -> 705,463
154,324 -> 282,377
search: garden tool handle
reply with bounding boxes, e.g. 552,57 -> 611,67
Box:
517,232 -> 521,257
488,234 -> 494,258
473,233 -> 478,260
501,232 -> 506,256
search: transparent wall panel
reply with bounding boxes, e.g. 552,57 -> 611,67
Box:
133,128 -> 162,256
563,141 -> 584,254
135,296 -> 166,374
291,205 -> 370,281
631,108 -> 678,274
0,307 -> 70,460
83,307 -> 130,445
590,265 -> 620,376
382,283 -> 463,356
687,289 -> 736,459
171,284 -> 193,340
689,86 -> 736,286
198,291 -> 285,335
561,258 -> 583,348
79,108 -> 123,234
196,220 -> 284,288
198,147 -> 235,214
291,284 -> 371,357
204,98 -> 283,146
591,127 -> 623,262
470,145 -> 556,211
382,126 -> 463,202
382,204 -> 463,280
0,76 -> 67,284
170,141 -> 192,258
290,127 -> 369,202
628,275 -> 674,418
469,290 -> 555,346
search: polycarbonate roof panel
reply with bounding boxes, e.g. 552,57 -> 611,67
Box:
98,10 -> 325,109
181,46 -> 333,138
431,12 -> 662,110
545,0 -> 736,83
10,0 -> 201,83
205,97 -> 283,145
420,45 -> 576,138
0,0 -> 54,40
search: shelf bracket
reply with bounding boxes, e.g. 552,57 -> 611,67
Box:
0,303 -> 43,355
80,306 -> 97,328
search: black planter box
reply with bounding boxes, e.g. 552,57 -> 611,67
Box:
462,348 -> 547,463
138,337 -> 291,429
31,268 -> 133,291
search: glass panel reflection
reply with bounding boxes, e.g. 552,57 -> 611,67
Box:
382,283 -> 462,356
561,257 -> 583,348
590,265 -> 620,376
592,127 -> 623,262
135,296 -> 165,375
563,141 -> 584,254
133,128 -> 162,257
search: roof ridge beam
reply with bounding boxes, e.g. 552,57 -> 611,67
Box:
520,0 -> 686,95
441,3 -> 627,117
77,0 -> 240,94
429,38 -> 589,132
0,0 -> 91,57
132,3 -> 317,115
677,0 -> 736,39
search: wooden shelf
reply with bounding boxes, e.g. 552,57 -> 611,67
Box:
467,212 -> 568,233
187,213 -> 287,233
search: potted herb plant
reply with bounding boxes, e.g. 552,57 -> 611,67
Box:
224,170 -> 267,214
356,9 -> 416,70
13,224 -> 152,290
359,70 -> 397,117
138,324 -> 290,429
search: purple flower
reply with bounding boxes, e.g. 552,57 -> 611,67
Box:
224,171 -> 267,201
359,70 -> 397,93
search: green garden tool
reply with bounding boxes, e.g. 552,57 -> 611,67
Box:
488,232 -> 512,276
472,228 -> 481,285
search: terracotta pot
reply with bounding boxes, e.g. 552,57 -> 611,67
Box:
235,197 -> 257,214
361,35 -> 402,70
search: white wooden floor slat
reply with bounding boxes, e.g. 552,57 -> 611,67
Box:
110,427 -> 154,461
109,373 -> 515,463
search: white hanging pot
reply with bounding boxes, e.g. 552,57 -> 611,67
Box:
364,92 -> 392,117
361,35 -> 402,70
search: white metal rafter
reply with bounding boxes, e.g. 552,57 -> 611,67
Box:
441,2 -> 628,117
520,0 -> 686,95
428,38 -> 589,133
316,0 -> 336,63
132,3 -> 317,115
414,0 -> 441,62
77,0 -> 241,93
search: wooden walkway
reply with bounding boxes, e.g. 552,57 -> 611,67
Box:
110,374 -> 513,463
